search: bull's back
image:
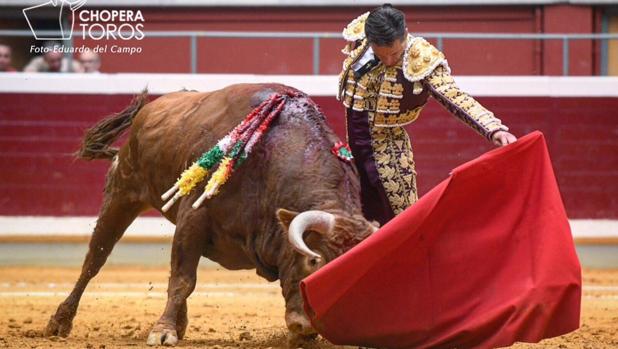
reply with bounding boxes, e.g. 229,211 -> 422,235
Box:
125,83 -> 289,205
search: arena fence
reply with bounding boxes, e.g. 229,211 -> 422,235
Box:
1,30 -> 618,75
1,73 -> 617,243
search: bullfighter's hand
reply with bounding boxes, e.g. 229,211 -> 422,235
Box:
492,131 -> 517,147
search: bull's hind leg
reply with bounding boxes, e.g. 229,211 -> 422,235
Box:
45,166 -> 146,337
147,209 -> 206,346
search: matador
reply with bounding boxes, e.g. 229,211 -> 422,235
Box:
339,5 -> 517,225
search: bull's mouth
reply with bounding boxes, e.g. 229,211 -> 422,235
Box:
286,311 -> 318,347
285,312 -> 317,336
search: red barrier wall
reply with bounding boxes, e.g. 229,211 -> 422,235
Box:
0,92 -> 616,218
542,5 -> 597,75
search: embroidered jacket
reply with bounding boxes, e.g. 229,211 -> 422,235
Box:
339,13 -> 509,214
338,34 -> 508,140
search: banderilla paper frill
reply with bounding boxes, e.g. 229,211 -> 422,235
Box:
161,92 -> 293,211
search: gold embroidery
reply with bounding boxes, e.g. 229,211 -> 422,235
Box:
340,33 -> 506,217
353,99 -> 365,111
338,40 -> 369,101
375,97 -> 388,112
379,81 -> 404,99
412,81 -> 423,95
373,105 -> 423,127
384,67 -> 398,82
425,66 -> 508,139
342,79 -> 356,108
351,74 -> 371,111
376,96 -> 400,113
342,12 -> 369,42
380,81 -> 393,94
403,37 -> 447,82
392,83 -> 404,95
339,36 -> 436,127
389,99 -> 400,112
373,65 -> 410,126
370,124 -> 418,214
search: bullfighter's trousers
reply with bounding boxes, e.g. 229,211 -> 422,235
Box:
346,109 -> 396,226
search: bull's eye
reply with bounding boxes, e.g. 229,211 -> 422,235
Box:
303,256 -> 323,273
303,257 -> 322,273
309,258 -> 319,267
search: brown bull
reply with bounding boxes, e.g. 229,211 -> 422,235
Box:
44,83 -> 377,347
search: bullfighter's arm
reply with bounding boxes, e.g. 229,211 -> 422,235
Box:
422,65 -> 509,141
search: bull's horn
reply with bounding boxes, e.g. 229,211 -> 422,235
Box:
288,210 -> 335,260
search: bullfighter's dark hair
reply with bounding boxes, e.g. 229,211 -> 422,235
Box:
365,4 -> 406,46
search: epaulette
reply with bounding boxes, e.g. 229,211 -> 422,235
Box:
403,37 -> 448,82
342,12 -> 369,42
337,40 -> 369,100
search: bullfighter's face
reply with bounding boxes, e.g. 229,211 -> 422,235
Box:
371,36 -> 406,67
275,209 -> 378,345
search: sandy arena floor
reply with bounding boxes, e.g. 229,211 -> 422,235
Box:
0,266 -> 616,349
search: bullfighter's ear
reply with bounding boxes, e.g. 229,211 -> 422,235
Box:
276,208 -> 299,232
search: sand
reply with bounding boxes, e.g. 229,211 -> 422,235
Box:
0,266 -> 616,348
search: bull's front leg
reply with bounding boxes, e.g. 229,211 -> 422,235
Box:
147,215 -> 204,346
280,273 -> 320,348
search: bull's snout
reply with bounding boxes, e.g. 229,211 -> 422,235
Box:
285,311 -> 315,336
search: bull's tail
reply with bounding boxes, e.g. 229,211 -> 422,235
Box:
76,89 -> 148,161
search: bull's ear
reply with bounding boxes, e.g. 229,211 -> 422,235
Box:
276,208 -> 299,232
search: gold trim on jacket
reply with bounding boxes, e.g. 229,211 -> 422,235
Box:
339,35 -> 450,127
424,66 -> 509,140
402,37 -> 449,82
342,11 -> 369,42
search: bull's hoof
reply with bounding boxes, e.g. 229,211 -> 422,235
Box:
147,327 -> 178,346
44,314 -> 73,338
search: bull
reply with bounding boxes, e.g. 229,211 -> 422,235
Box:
44,83 -> 378,347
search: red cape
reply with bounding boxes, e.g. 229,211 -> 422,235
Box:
301,131 -> 581,349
